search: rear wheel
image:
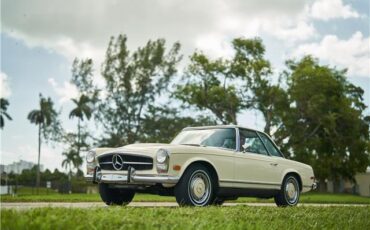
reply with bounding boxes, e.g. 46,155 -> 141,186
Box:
99,183 -> 135,205
174,164 -> 216,206
274,175 -> 300,207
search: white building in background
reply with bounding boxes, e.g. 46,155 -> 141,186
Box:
0,160 -> 43,174
355,167 -> 370,197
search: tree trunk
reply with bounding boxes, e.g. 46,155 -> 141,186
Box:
69,169 -> 72,194
36,123 -> 41,194
231,113 -> 237,125
77,118 -> 80,155
263,110 -> 271,136
318,177 -> 327,192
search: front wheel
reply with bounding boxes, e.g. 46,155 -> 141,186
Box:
99,183 -> 135,205
274,175 -> 300,207
174,164 -> 216,206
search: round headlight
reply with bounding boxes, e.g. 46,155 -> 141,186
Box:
86,150 -> 95,163
156,149 -> 169,163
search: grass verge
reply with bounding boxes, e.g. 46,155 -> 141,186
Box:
1,192 -> 370,204
1,206 -> 369,230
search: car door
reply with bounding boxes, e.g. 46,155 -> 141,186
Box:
233,129 -> 282,189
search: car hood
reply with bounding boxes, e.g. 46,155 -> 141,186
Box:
97,143 -> 228,158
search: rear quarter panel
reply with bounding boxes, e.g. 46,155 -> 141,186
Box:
276,157 -> 315,193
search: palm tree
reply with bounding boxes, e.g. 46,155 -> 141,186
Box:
0,98 -> 12,129
27,94 -> 57,191
69,94 -> 92,161
62,149 -> 83,193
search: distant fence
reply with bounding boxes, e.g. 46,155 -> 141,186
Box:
1,180 -> 91,195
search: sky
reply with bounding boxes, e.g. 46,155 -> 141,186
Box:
0,0 -> 369,172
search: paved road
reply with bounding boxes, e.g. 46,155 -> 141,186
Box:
1,202 -> 368,210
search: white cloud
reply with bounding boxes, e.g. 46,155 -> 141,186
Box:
48,78 -> 79,104
292,31 -> 370,77
0,72 -> 12,98
260,16 -> 316,42
195,33 -> 234,58
2,0 -> 318,62
310,0 -> 360,21
7,29 -> 105,65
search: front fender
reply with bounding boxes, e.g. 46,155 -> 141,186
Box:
179,157 -> 219,177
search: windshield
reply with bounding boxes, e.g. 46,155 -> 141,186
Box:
171,128 -> 236,150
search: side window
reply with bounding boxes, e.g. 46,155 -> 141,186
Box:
239,129 -> 268,155
259,133 -> 282,157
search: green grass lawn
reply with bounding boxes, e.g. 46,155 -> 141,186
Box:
11,187 -> 58,195
1,206 -> 369,230
1,192 -> 370,204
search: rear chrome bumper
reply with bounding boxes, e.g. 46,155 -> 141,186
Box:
84,167 -> 179,184
311,182 -> 317,190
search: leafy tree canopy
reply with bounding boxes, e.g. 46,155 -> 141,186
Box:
275,56 -> 370,182
97,35 -> 183,145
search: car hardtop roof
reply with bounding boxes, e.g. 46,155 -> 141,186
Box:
183,125 -> 261,133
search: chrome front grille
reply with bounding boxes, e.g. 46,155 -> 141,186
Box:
98,153 -> 153,171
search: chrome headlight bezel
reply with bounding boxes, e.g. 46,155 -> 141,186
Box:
86,150 -> 96,163
156,149 -> 169,164
156,149 -> 170,173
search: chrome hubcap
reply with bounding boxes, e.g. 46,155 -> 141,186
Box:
285,178 -> 298,204
189,170 -> 211,205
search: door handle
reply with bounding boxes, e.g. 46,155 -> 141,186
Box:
270,163 -> 278,166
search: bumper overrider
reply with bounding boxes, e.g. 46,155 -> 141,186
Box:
85,166 -> 179,184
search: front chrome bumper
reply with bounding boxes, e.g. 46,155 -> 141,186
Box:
85,167 -> 179,185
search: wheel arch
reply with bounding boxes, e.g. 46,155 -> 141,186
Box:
179,158 -> 220,187
282,170 -> 303,191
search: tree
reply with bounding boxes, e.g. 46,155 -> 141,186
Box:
174,53 -> 243,124
62,149 -> 82,193
62,132 -> 87,172
66,58 -> 97,173
276,56 -> 370,190
174,38 -> 274,126
231,38 -> 288,135
97,34 -> 182,146
71,58 -> 99,103
0,98 -> 12,129
69,94 -> 93,156
27,94 -> 61,191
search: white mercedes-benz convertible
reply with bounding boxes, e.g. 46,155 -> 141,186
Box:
85,125 -> 316,206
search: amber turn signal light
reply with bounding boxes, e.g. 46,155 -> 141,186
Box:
173,165 -> 181,171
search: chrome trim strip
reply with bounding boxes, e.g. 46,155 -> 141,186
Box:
235,127 -> 240,152
257,131 -> 285,158
123,162 -> 153,165
219,179 -> 281,186
99,161 -> 153,165
97,152 -> 153,159
255,131 -> 271,156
